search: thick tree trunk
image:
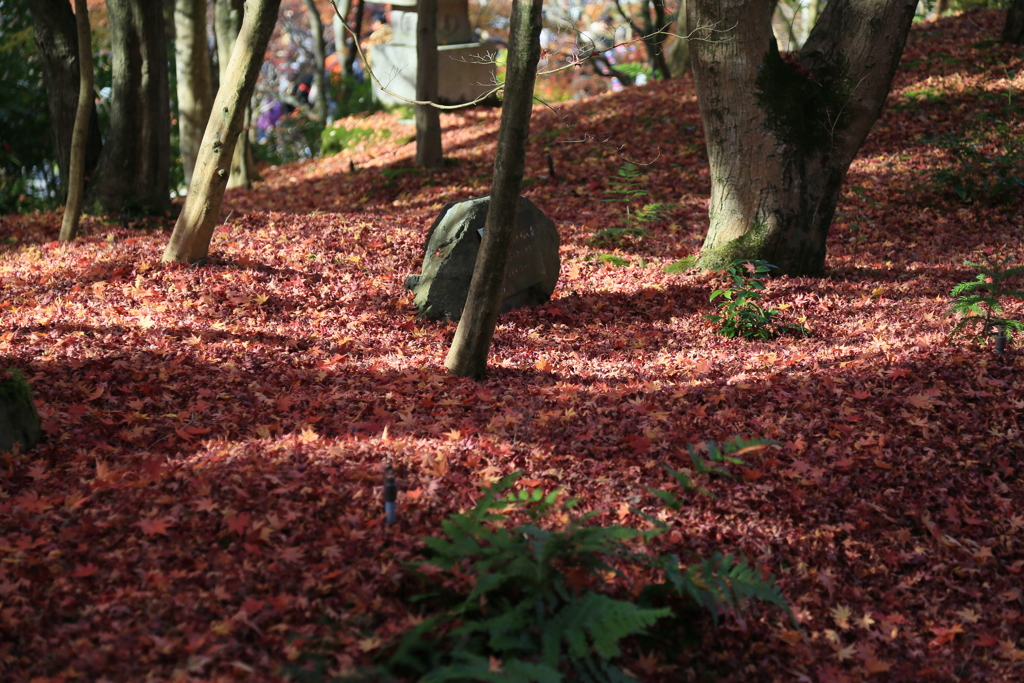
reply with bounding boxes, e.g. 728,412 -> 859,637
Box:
162,0 -> 283,265
302,0 -> 329,121
25,0 -> 102,201
444,0 -> 543,379
88,0 -> 170,215
59,0 -> 94,242
416,0 -> 443,168
175,0 -> 214,185
1004,0 -> 1024,44
215,0 -> 257,189
687,0 -> 917,276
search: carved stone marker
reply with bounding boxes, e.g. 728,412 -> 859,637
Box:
370,0 -> 497,107
405,196 -> 560,321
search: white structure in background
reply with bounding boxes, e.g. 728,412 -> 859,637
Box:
370,0 -> 498,107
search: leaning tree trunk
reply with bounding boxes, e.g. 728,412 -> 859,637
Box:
162,0 -> 283,265
687,0 -> 917,276
416,0 -> 443,168
215,0 -> 258,189
175,0 -> 214,185
25,0 -> 102,202
88,0 -> 170,215
302,0 -> 329,121
444,0 -> 543,379
1004,0 -> 1024,44
59,0 -> 94,242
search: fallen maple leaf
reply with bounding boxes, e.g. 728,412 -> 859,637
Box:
71,564 -> 99,578
832,605 -> 852,629
226,513 -> 252,535
835,644 -> 857,661
137,516 -> 172,536
864,656 -> 892,674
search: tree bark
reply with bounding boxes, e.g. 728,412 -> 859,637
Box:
416,0 -> 443,168
444,0 -> 543,379
1004,0 -> 1024,44
687,0 -> 917,276
87,0 -> 170,215
162,0 -> 283,265
25,0 -> 102,202
666,0 -> 690,78
175,0 -> 214,186
215,0 -> 257,189
60,0 -> 94,242
302,0 -> 329,121
344,0 -> 365,79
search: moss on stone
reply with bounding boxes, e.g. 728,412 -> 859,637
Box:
0,369 -> 32,405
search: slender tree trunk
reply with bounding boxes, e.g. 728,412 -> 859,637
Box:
302,0 -> 329,121
25,0 -> 102,202
666,0 -> 690,78
88,0 -> 170,215
687,0 -> 917,276
444,0 -> 543,379
614,0 -> 671,78
59,0 -> 93,242
162,0 -> 282,264
344,0 -> 365,79
332,1 -> 348,56
1004,0 -> 1024,44
215,0 -> 257,189
175,0 -> 214,185
932,0 -> 950,19
416,0 -> 443,168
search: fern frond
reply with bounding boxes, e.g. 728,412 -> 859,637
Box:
541,592 -> 670,667
683,553 -> 794,625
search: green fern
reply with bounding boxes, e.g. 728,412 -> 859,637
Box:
373,438 -> 794,681
949,252 -> 1024,351
591,163 -> 674,247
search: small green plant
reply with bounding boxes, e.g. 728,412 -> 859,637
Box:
949,252 -> 1024,353
319,126 -> 385,156
706,260 -> 808,341
928,132 -> 1024,206
364,451 -> 792,682
590,163 -> 673,247
646,436 -> 773,503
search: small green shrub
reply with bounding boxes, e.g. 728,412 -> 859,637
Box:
591,163 -> 673,248
949,252 -> 1024,353
706,260 -> 809,341
320,126 -> 384,157
366,450 -> 792,682
928,131 -> 1024,206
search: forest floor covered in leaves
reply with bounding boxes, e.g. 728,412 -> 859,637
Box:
1,10 -> 1023,683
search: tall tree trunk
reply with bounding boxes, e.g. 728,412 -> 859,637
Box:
666,0 -> 690,78
416,0 -> 443,168
344,0 -> 365,79
687,0 -> 917,276
60,0 -> 94,242
932,0 -> 950,19
88,0 -> 170,215
302,0 -> 329,121
1004,0 -> 1024,44
215,0 -> 257,189
444,0 -> 543,379
175,0 -> 214,186
332,1 -> 348,56
162,0 -> 283,264
614,0 -> 672,78
25,0 -> 102,202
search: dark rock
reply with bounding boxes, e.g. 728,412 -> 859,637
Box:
0,370 -> 41,455
406,195 -> 560,320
